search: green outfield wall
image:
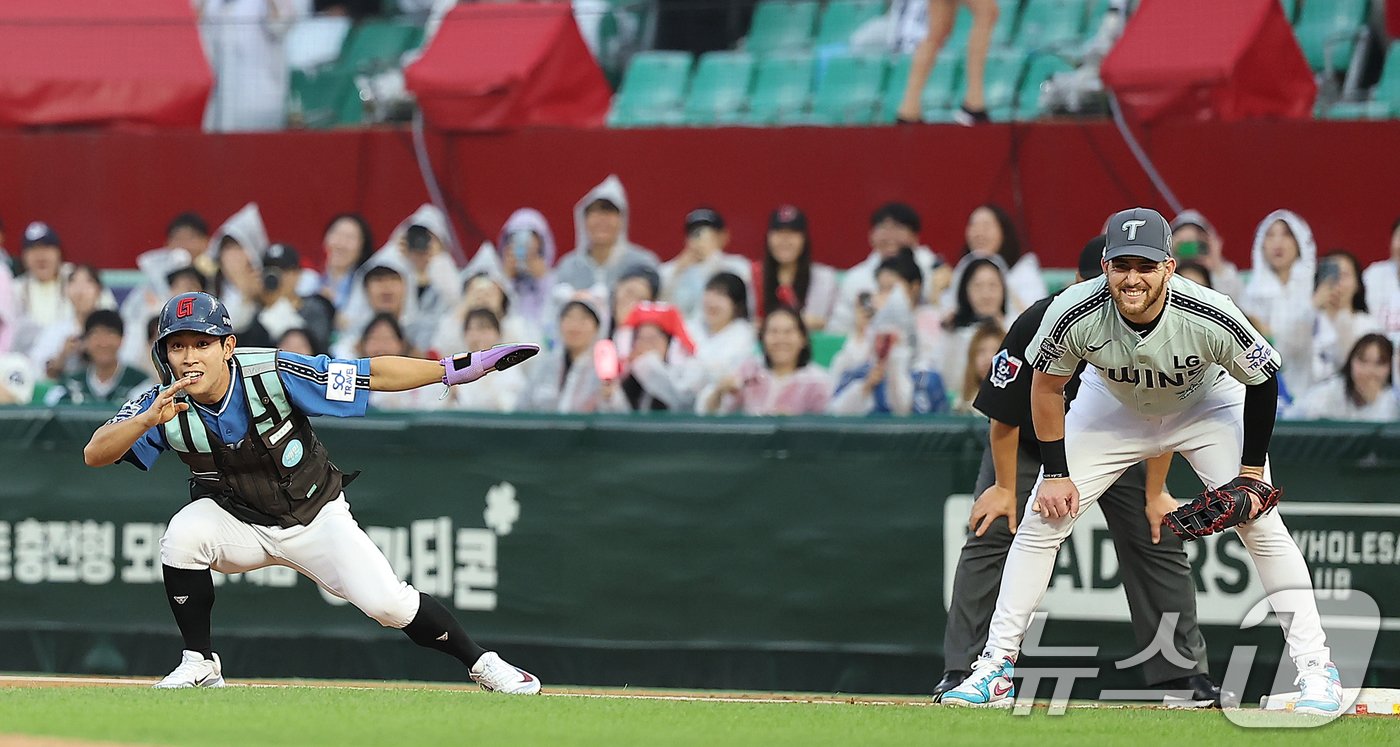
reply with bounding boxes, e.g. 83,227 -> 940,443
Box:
1,409 -> 1396,697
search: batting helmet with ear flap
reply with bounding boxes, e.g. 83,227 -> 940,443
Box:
151,292 -> 234,384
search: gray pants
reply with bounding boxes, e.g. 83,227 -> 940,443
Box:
942,445 -> 1208,685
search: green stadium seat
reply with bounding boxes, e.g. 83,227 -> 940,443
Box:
1086,0 -> 1112,28
880,55 -> 912,123
288,69 -> 359,129
1013,53 -> 1072,120
808,55 -> 888,125
979,49 -> 1028,120
746,1 -> 820,55
596,0 -> 658,86
815,0 -> 888,48
808,331 -> 845,368
1321,100 -> 1387,120
288,70 -> 345,129
1015,0 -> 1088,52
405,24 -> 426,53
744,52 -> 815,125
1278,0 -> 1299,23
946,2 -> 1020,52
1293,0 -> 1369,74
607,51 -> 693,128
1374,43 -> 1400,117
915,50 -> 965,121
338,20 -> 420,74
336,80 -> 369,127
684,51 -> 756,125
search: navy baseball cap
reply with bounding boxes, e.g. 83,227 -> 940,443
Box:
22,221 -> 60,250
769,204 -> 807,232
684,207 -> 725,232
1103,207 -> 1172,263
263,242 -> 301,269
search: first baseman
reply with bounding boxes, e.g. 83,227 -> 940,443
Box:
937,235 -> 1222,706
942,208 -> 1343,715
84,292 -> 542,692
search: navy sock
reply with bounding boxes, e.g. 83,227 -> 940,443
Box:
161,564 -> 214,660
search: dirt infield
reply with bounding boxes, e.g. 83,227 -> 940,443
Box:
6,674 -> 1397,717
0,674 -> 923,704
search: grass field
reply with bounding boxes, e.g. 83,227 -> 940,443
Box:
0,681 -> 1396,747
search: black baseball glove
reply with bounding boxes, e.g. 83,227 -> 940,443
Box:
1163,476 -> 1282,541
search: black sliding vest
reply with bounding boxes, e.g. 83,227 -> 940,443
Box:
161,349 -> 353,527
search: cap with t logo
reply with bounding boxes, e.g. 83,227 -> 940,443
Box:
1104,207 -> 1172,263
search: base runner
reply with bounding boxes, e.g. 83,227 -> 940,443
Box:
84,291 -> 542,693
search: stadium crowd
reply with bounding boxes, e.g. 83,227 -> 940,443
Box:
2,180 -> 1398,422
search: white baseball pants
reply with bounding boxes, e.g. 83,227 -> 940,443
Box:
160,494 -> 420,629
983,369 -> 1329,663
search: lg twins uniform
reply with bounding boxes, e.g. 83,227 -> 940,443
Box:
982,275 -> 1331,664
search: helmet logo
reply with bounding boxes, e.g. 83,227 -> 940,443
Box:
176,297 -> 195,318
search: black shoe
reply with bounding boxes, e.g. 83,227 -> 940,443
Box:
953,105 -> 991,126
932,670 -> 970,701
895,114 -> 921,125
1152,673 -> 1238,708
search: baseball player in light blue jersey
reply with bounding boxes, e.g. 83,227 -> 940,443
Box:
944,208 -> 1344,715
85,292 -> 543,693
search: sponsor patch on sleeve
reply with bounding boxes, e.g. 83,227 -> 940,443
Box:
989,349 -> 1023,389
326,362 -> 358,402
1233,339 -> 1278,374
1036,338 -> 1068,366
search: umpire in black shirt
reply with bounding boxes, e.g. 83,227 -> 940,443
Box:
934,236 -> 1227,706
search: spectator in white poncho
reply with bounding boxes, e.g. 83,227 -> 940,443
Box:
1240,209 -> 1319,395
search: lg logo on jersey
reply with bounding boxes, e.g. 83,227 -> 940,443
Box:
1120,219 -> 1148,241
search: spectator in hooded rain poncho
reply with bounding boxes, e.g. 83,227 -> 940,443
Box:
1240,209 -> 1320,395
552,175 -> 659,301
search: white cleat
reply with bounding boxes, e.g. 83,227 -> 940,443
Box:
940,652 -> 1016,708
1292,662 -> 1343,716
153,650 -> 226,689
469,651 -> 541,694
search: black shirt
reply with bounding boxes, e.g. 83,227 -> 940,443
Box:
971,293 -> 1087,459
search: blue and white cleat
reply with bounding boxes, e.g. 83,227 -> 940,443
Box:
1292,662 -> 1343,716
941,653 -> 1016,708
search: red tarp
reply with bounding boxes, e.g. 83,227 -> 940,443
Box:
0,1 -> 211,129
1101,0 -> 1315,126
404,3 -> 611,131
